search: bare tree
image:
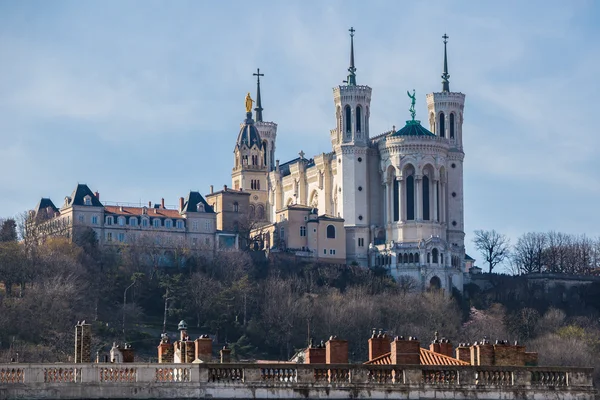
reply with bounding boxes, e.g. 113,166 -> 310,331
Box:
473,230 -> 511,273
513,232 -> 547,274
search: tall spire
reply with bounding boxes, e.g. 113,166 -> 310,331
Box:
253,68 -> 264,122
346,27 -> 357,86
441,33 -> 450,92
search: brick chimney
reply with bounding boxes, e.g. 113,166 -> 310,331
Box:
94,191 -> 100,201
325,336 -> 348,364
195,335 -> 212,362
158,333 -> 173,363
74,321 -> 92,363
429,331 -> 441,354
304,339 -> 326,364
121,343 -> 135,363
161,198 -> 165,209
179,197 -> 184,212
472,339 -> 494,366
148,201 -> 152,208
368,329 -> 391,361
390,336 -> 420,365
220,345 -> 231,363
439,338 -> 453,358
455,343 -> 471,364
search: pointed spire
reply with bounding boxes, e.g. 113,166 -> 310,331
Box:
346,27 -> 357,86
253,68 -> 264,122
441,33 -> 450,92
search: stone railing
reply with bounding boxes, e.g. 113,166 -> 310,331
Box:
0,363 -> 595,400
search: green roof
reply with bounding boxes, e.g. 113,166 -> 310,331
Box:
389,120 -> 435,137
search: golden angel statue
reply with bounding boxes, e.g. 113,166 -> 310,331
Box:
245,92 -> 254,113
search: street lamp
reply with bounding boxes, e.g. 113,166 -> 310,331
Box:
122,278 -> 137,341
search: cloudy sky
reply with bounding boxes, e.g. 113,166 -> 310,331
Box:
0,1 -> 598,265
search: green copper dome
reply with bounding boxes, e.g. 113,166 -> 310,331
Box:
389,120 -> 436,137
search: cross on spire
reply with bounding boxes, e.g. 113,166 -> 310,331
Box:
441,33 -> 450,92
299,150 -> 305,159
253,68 -> 265,122
346,27 -> 357,86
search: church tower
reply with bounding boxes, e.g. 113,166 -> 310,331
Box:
331,28 -> 373,266
232,89 -> 270,221
426,34 -> 466,267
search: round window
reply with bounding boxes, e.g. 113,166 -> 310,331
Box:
358,215 -> 363,221
452,192 -> 456,197
452,221 -> 457,227
358,186 -> 363,191
357,157 -> 362,162
451,163 -> 456,168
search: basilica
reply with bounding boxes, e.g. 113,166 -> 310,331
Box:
233,30 -> 467,292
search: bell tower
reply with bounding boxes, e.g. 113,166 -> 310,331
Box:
332,27 -> 372,266
426,34 -> 466,268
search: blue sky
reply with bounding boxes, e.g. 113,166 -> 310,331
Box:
1,1 -> 599,267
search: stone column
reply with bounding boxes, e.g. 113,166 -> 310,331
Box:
433,179 -> 439,222
396,177 -> 403,222
415,176 -> 422,221
440,182 -> 446,223
384,181 -> 391,224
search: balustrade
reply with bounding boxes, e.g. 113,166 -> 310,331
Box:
422,369 -> 458,385
99,367 -> 137,383
531,370 -> 567,386
155,367 -> 190,383
44,367 -> 80,383
208,367 -> 243,383
476,370 -> 512,386
260,367 -> 297,383
0,368 -> 24,383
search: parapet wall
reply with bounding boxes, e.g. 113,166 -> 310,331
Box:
0,363 -> 595,400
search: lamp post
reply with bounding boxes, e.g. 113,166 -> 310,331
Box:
123,278 -> 137,341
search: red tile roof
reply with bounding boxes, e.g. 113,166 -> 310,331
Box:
104,206 -> 182,219
365,349 -> 469,366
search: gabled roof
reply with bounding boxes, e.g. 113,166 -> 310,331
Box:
68,184 -> 103,207
182,191 -> 214,214
278,157 -> 315,177
365,349 -> 469,366
465,253 -> 475,261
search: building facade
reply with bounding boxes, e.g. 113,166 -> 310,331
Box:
29,184 -> 238,261
236,31 -> 466,291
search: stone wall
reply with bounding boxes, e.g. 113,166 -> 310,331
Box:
0,363 -> 594,400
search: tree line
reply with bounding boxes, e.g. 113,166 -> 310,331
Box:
473,229 -> 600,275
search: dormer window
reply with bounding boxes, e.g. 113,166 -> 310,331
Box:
142,206 -> 147,215
142,218 -> 148,227
130,218 -> 137,227
165,219 -> 172,228
176,220 -> 184,229
118,216 -> 125,226
83,195 -> 92,206
197,203 -> 205,212
153,219 -> 161,228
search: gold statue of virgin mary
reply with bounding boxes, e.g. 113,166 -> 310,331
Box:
245,92 -> 254,113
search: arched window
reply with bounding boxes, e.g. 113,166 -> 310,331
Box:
432,248 -> 439,263
130,218 -> 137,227
430,276 -> 441,290
118,216 -> 125,226
326,224 -> 336,239
427,253 -> 431,263
153,219 -> 161,227
403,253 -> 408,263
165,219 -> 172,228
450,113 -> 455,138
439,112 -> 445,138
263,141 -> 268,165
422,175 -> 430,220
414,253 -> 420,263
398,254 -> 403,264
248,205 -> 255,219
409,253 -> 414,263
393,179 -> 399,221
257,205 -> 265,220
345,105 -> 351,133
356,106 -> 362,132
406,175 -> 415,220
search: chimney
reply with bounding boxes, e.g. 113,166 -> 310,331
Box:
223,185 -> 227,191
368,330 -> 391,361
158,334 -> 173,363
304,339 -> 326,364
121,343 -> 135,363
439,338 -> 453,358
390,336 -> 420,365
194,335 -> 212,363
429,335 -> 441,354
472,339 -> 494,366
94,191 -> 100,200
276,159 -> 280,172
179,197 -> 184,212
148,201 -> 152,208
325,336 -> 348,364
161,198 -> 165,209
178,320 -> 188,342
493,340 -> 527,366
220,346 -> 231,363
74,321 -> 92,363
455,343 -> 471,364
210,185 -> 214,194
